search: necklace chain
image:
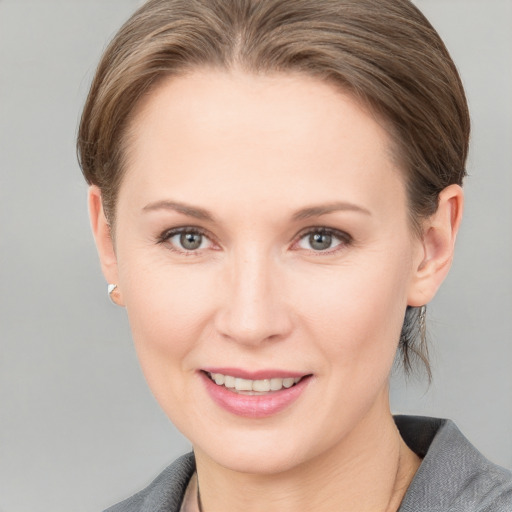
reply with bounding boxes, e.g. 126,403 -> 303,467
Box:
193,435 -> 409,512
196,479 -> 203,512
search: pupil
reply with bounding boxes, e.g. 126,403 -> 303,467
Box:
310,232 -> 332,250
309,233 -> 332,251
180,232 -> 202,250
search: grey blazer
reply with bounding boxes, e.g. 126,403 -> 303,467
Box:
105,416 -> 512,512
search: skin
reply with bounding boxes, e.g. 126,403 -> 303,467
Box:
90,70 -> 463,511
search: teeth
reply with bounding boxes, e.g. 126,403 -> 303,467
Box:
270,378 -> 283,391
253,379 -> 271,392
235,378 -> 253,391
224,375 -> 236,388
208,373 -> 302,393
283,378 -> 295,388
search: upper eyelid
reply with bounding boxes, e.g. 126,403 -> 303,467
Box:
159,225 -> 212,240
291,227 -> 353,254
157,225 -> 351,249
293,226 -> 352,242
157,226 -> 218,250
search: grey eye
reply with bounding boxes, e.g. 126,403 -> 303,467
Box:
180,232 -> 203,250
309,232 -> 333,251
165,230 -> 210,251
297,229 -> 346,252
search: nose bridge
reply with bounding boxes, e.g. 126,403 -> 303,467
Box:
215,243 -> 290,345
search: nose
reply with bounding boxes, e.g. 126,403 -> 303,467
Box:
214,249 -> 293,347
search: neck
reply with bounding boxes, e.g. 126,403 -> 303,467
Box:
194,394 -> 421,512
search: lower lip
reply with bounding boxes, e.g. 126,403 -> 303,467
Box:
200,372 -> 311,418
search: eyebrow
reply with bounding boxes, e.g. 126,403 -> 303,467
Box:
142,199 -> 371,222
292,202 -> 372,221
142,200 -> 215,221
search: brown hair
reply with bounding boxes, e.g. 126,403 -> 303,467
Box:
77,0 -> 470,376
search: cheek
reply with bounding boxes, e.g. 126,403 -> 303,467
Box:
294,249 -> 412,369
121,249 -> 215,331
117,252 -> 219,392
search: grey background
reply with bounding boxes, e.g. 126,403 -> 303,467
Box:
0,1 -> 511,511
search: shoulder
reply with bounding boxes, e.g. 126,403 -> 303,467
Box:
396,415 -> 512,512
103,453 -> 196,512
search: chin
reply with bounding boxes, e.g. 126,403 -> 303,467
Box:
200,442 -> 307,476
188,419 -> 330,476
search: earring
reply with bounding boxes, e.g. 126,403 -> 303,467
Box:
108,283 -> 122,306
418,304 -> 427,336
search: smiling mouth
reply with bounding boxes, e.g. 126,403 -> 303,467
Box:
204,371 -> 306,395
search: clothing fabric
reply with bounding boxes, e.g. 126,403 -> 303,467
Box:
104,416 -> 512,512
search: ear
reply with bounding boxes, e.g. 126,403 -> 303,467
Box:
88,185 -> 125,306
407,184 -> 464,307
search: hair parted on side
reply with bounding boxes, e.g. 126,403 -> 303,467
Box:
77,0 -> 470,377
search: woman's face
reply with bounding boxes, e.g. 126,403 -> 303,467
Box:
107,70 -> 427,474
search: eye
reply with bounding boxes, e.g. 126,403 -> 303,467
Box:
296,228 -> 350,252
159,227 -> 213,253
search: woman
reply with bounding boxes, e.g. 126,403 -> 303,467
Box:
78,0 -> 512,510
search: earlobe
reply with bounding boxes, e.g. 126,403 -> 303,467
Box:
88,186 -> 125,306
408,184 -> 464,307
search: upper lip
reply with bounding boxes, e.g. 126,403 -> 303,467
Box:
201,367 -> 309,380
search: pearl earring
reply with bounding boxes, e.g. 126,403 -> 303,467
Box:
107,284 -> 122,306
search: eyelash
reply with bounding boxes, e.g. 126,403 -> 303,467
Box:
156,227 -> 215,255
156,226 -> 353,255
293,227 -> 353,254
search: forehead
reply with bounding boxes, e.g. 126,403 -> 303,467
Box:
120,69 -> 406,220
